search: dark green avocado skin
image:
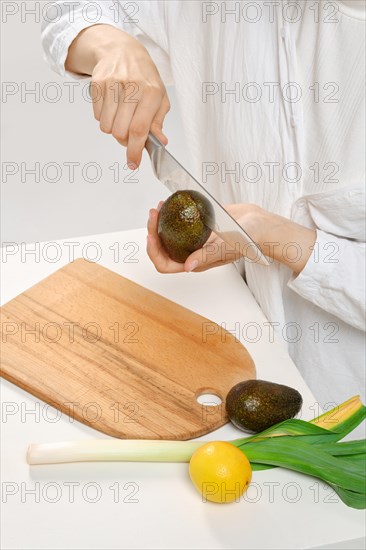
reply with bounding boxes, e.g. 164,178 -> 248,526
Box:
226,379 -> 303,433
158,190 -> 214,263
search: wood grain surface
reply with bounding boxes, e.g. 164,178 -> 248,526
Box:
0,259 -> 256,439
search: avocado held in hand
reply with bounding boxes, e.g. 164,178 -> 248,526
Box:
226,379 -> 303,433
158,190 -> 214,263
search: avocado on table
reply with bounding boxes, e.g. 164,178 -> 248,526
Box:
226,379 -> 303,433
158,190 -> 214,263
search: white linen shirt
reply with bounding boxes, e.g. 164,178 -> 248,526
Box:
42,1 -> 366,414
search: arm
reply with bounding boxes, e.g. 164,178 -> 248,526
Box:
146,202 -> 316,275
146,202 -> 365,331
41,0 -> 170,168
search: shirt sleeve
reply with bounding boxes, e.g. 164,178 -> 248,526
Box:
287,229 -> 366,332
41,1 -> 173,84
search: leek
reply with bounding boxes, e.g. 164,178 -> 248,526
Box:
27,396 -> 366,509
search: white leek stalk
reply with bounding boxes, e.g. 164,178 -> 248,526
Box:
27,439 -> 203,465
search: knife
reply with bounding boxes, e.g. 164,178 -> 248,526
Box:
145,132 -> 270,266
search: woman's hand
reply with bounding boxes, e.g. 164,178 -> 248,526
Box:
146,202 -> 242,273
65,24 -> 170,167
147,202 -> 317,275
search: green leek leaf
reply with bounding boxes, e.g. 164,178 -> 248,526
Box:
330,484 -> 366,510
236,439 -> 366,494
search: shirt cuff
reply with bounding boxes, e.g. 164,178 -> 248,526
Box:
287,229 -> 344,304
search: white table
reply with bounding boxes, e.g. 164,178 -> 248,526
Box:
1,229 -> 365,550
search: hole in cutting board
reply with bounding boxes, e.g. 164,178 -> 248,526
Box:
196,393 -> 223,406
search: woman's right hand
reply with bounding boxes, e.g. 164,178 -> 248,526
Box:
66,24 -> 170,168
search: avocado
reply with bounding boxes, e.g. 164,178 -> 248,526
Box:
226,379 -> 303,433
158,190 -> 214,263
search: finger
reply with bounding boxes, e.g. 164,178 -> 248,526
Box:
90,80 -> 105,121
150,93 -> 171,145
127,92 -> 163,167
184,239 -> 239,272
146,209 -> 184,274
99,80 -> 120,133
111,87 -> 139,147
147,207 -> 159,235
157,200 -> 164,212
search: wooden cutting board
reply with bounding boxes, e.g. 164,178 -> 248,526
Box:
0,259 -> 255,440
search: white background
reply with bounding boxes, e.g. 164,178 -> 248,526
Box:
1,3 -> 189,244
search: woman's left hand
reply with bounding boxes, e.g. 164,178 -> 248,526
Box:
146,201 -> 316,275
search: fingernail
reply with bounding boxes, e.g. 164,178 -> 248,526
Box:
148,210 -> 153,223
128,162 -> 137,170
187,260 -> 199,273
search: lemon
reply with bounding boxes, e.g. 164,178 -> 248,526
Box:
189,441 -> 252,503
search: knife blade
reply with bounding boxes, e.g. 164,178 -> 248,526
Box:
145,132 -> 269,266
